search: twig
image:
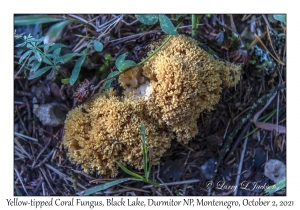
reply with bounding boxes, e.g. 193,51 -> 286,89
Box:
14,132 -> 38,142
68,14 -> 98,31
33,148 -> 55,169
223,120 -> 231,139
14,167 -> 29,195
39,167 -> 56,195
184,151 -> 191,165
233,133 -> 249,196
14,52 -> 31,79
14,90 -> 33,97
224,121 -> 251,163
15,107 -> 29,136
212,83 -> 286,187
276,92 -> 280,135
45,164 -> 86,190
156,165 -> 173,195
14,138 -> 32,160
33,176 -> 44,195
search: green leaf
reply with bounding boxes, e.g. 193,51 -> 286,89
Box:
14,183 -> 23,196
158,15 -> 178,35
141,122 -> 148,180
28,66 -> 52,80
45,20 -> 71,43
135,14 -> 158,25
31,61 -> 42,72
54,55 -> 64,64
15,42 -> 26,47
18,50 -> 33,64
40,54 -> 52,65
28,55 -> 37,65
14,15 -> 63,26
47,43 -> 66,53
80,178 -> 134,196
61,53 -> 82,63
70,55 -> 86,85
38,43 -> 55,48
61,78 -> 70,84
105,71 -> 119,89
265,178 -> 286,195
115,160 -> 144,179
140,177 -> 160,186
273,14 -> 286,24
104,53 -> 111,61
34,51 -> 42,62
93,41 -> 103,52
53,48 -> 61,56
115,53 -> 136,71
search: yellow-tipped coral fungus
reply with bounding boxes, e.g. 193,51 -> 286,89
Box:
63,89 -> 172,177
63,34 -> 241,177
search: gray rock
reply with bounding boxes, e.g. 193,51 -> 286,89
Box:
264,159 -> 286,183
200,158 -> 215,180
33,103 -> 66,127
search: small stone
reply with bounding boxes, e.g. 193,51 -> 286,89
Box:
33,103 -> 66,127
264,159 -> 286,183
200,158 -> 215,180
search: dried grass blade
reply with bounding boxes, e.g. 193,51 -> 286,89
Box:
252,93 -> 286,133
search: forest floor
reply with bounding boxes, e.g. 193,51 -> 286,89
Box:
14,14 -> 286,196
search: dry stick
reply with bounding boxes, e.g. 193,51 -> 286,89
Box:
45,163 -> 86,190
208,83 -> 286,196
224,121 -> 251,163
42,182 -> 45,195
156,165 -> 173,195
14,90 -> 33,97
14,138 -> 32,160
33,177 -> 44,195
15,107 -> 29,136
14,167 -> 29,195
14,132 -> 38,142
33,148 -> 55,169
14,52 -> 31,79
39,167 -> 56,195
233,133 -> 249,196
68,14 -> 98,31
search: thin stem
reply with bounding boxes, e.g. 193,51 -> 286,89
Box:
191,14 -> 197,38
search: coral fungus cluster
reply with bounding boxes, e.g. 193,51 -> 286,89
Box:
63,35 -> 241,177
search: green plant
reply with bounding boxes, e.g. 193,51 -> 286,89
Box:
115,122 -> 158,184
264,178 -> 286,195
15,32 -> 104,85
14,16 -> 104,85
191,14 -> 199,38
78,122 -> 160,196
273,14 -> 286,24
135,14 -> 178,35
104,14 -> 183,89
